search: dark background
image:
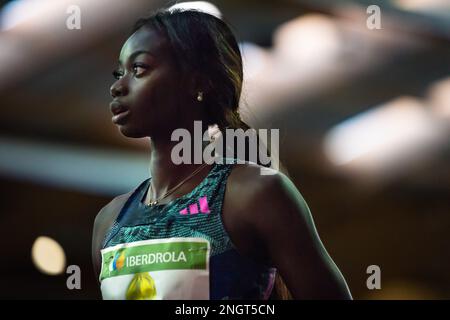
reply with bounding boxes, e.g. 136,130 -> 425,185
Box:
0,0 -> 449,299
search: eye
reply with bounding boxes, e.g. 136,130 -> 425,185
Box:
112,69 -> 123,80
132,63 -> 149,77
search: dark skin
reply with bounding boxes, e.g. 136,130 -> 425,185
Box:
92,26 -> 352,299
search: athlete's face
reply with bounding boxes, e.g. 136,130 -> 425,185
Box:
109,27 -> 188,138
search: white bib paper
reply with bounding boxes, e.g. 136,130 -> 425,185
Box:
100,237 -> 210,300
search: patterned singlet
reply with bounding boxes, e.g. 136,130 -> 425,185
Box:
100,159 -> 277,300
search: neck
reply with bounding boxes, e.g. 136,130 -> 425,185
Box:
147,136 -> 208,200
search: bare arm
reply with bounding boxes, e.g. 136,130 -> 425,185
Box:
91,207 -> 108,283
91,192 -> 132,283
245,171 -> 352,299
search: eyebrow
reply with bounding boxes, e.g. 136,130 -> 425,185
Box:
118,50 -> 154,66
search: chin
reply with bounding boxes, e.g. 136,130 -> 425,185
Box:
117,125 -> 147,139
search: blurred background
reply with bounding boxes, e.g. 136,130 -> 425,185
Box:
0,0 -> 449,299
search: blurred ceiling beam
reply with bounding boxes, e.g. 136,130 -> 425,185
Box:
0,0 -> 165,92
288,0 -> 450,42
0,136 -> 149,195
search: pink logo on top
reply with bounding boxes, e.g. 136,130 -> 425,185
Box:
180,196 -> 211,215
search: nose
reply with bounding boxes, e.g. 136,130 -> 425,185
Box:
110,82 -> 128,98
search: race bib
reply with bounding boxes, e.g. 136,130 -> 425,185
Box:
100,237 -> 210,300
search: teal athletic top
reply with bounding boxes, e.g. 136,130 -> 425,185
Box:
100,159 -> 277,300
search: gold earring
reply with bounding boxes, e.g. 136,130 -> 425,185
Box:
197,91 -> 203,102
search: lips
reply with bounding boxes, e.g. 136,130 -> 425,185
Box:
109,100 -> 130,124
110,100 -> 128,115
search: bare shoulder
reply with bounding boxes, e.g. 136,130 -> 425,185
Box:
93,192 -> 132,235
222,162 -> 308,263
226,162 -> 305,213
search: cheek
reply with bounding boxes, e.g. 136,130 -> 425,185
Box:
131,76 -> 183,130
137,73 -> 179,109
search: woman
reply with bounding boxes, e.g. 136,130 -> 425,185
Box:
92,6 -> 352,300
